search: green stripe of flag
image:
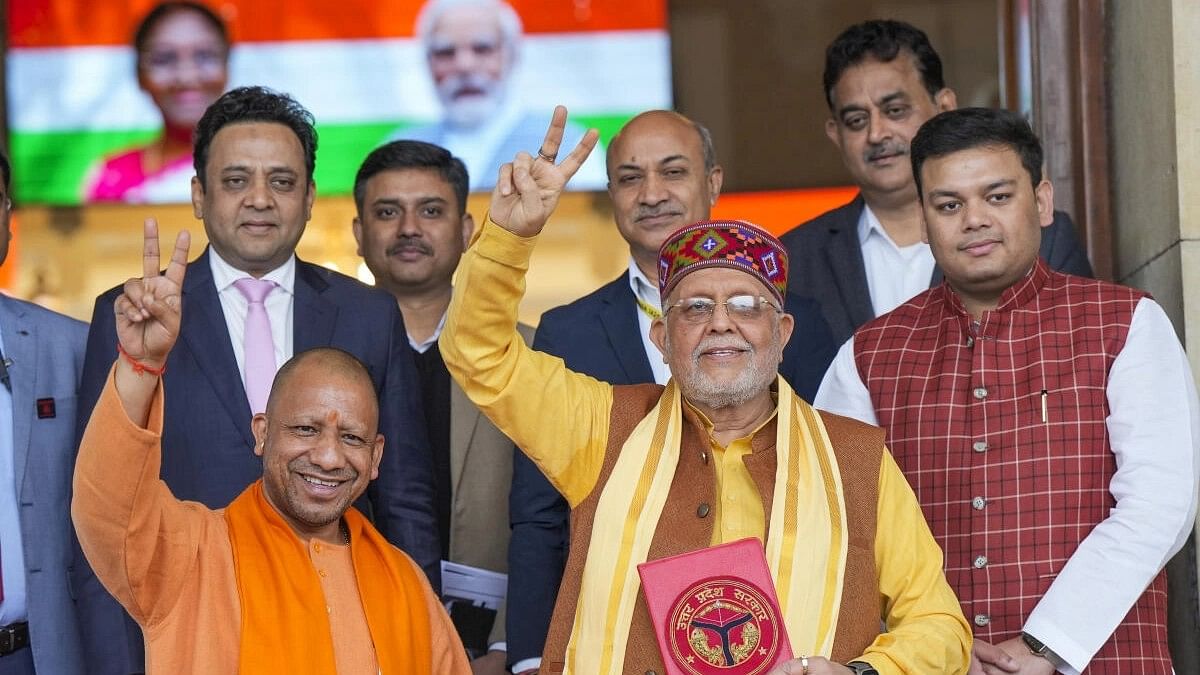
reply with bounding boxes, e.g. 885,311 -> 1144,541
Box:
11,114 -> 631,205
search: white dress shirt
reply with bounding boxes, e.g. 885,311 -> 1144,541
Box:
816,298 -> 1200,674
209,249 -> 295,386
858,204 -> 936,317
629,259 -> 670,386
0,325 -> 25,624
408,310 -> 448,354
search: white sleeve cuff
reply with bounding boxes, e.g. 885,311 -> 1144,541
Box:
511,657 -> 542,673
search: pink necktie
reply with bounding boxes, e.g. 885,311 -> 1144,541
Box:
234,278 -> 278,414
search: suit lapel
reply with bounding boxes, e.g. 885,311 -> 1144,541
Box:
1,297 -> 35,494
293,259 -> 337,354
448,381 -> 478,499
181,249 -> 256,448
598,278 -> 655,384
826,198 -> 877,327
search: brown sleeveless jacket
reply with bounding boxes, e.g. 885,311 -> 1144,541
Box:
541,384 -> 887,674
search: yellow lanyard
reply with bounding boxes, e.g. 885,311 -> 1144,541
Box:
636,296 -> 662,320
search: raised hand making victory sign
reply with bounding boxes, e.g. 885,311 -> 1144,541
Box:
488,105 -> 599,237
112,218 -> 190,423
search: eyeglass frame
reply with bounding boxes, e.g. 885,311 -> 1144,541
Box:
661,294 -> 783,324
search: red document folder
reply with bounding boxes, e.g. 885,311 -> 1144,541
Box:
637,538 -> 793,675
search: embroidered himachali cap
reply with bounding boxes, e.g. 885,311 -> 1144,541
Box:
657,220 -> 789,306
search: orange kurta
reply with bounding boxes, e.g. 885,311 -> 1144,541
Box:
71,368 -> 468,673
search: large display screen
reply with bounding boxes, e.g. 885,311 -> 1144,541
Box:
8,0 -> 671,205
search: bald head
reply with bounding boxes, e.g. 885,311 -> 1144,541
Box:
606,110 -> 716,179
267,348 -> 378,424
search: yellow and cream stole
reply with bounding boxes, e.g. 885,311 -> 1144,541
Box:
563,377 -> 849,673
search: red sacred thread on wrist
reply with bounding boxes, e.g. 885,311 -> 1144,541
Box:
117,344 -> 167,376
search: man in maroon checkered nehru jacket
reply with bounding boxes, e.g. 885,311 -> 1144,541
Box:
815,107 -> 1200,674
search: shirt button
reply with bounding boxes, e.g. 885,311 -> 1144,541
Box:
966,336 -> 975,348
972,496 -> 987,510
313,543 -> 322,553
318,569 -> 327,578
697,503 -> 711,518
973,387 -> 988,400
973,441 -> 989,453
974,614 -> 990,627
973,555 -> 989,569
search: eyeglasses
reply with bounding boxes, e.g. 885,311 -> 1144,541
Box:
664,295 -> 781,324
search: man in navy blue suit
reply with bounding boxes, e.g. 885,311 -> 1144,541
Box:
505,110 -> 838,673
73,86 -> 438,674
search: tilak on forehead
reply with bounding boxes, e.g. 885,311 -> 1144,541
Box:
657,220 -> 789,305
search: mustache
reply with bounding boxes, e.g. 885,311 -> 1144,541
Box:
635,205 -> 682,222
864,141 -> 908,162
387,237 -> 433,257
441,73 -> 498,98
692,336 -> 753,359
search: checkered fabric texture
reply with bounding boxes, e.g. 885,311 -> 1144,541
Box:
657,220 -> 788,304
853,259 -> 1171,672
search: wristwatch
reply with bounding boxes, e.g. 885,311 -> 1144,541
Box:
845,661 -> 879,675
1021,631 -> 1050,657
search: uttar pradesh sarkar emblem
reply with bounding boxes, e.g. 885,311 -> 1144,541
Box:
667,577 -> 780,674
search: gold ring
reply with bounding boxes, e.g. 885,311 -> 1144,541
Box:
537,149 -> 557,163
800,655 -> 809,674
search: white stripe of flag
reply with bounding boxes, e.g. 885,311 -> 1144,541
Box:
9,30 -> 672,132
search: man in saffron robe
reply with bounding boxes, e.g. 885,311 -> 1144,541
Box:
440,107 -> 970,674
72,221 -> 468,673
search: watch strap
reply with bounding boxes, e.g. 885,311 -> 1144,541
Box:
1021,631 -> 1049,656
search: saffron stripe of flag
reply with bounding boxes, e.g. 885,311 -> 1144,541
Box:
10,0 -> 667,47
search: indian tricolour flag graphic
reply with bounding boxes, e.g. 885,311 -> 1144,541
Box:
8,0 -> 671,204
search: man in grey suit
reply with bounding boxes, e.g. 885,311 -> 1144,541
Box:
390,0 -> 606,191
352,139 -> 527,675
781,20 -> 1092,345
0,151 -> 87,673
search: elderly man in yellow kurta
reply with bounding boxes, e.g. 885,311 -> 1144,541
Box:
72,221 -> 468,673
440,106 -> 971,675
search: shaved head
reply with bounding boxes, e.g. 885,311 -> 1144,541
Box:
267,348 -> 378,424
